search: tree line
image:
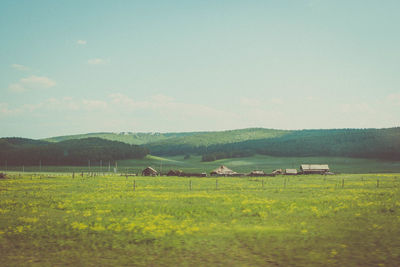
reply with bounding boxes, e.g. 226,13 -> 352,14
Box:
0,137 -> 148,166
151,128 -> 400,161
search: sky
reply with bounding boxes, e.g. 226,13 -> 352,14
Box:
1,0 -> 399,139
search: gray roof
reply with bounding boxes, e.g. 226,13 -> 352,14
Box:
285,169 -> 298,174
301,164 -> 329,170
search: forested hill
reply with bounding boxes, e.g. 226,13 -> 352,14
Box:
0,137 -> 148,166
44,128 -> 290,146
44,132 -> 202,145
145,128 -> 400,161
43,128 -> 289,146
38,127 -> 400,162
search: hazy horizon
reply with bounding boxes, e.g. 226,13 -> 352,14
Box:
1,1 -> 400,139
1,126 -> 399,140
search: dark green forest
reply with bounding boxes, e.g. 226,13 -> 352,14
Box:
0,137 -> 148,166
146,128 -> 400,161
1,128 -> 399,166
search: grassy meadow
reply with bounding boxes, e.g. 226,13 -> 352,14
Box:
3,154 -> 400,174
1,172 -> 400,266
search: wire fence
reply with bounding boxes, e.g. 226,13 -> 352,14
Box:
1,171 -> 399,192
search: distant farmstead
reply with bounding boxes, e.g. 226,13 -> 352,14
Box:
248,170 -> 265,177
142,166 -> 158,176
300,164 -> 330,174
210,165 -> 237,176
167,170 -> 183,176
272,169 -> 283,175
285,169 -> 298,175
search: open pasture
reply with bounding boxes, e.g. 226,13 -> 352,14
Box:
3,154 -> 400,174
1,173 -> 400,266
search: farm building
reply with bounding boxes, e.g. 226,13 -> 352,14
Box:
248,170 -> 266,177
167,170 -> 206,177
210,165 -> 237,176
284,169 -> 298,175
272,169 -> 283,175
183,172 -> 207,177
142,167 -> 158,176
300,164 -> 330,174
167,170 -> 183,176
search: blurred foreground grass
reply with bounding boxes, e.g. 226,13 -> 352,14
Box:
0,173 -> 399,266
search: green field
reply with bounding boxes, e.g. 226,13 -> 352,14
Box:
3,154 -> 400,174
118,155 -> 400,174
1,173 -> 400,266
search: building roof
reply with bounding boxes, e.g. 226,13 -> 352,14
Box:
210,165 -> 237,175
285,169 -> 298,174
300,164 -> 329,170
142,166 -> 158,173
272,169 -> 283,174
167,170 -> 183,176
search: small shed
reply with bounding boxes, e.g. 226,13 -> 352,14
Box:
210,165 -> 237,176
142,167 -> 158,176
285,169 -> 298,175
300,164 -> 329,174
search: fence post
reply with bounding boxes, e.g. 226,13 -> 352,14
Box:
189,180 -> 192,191
133,180 -> 136,191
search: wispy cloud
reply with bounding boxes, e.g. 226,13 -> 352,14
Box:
339,102 -> 375,114
270,98 -> 284,105
108,93 -> 238,124
0,103 -> 16,116
8,75 -> 56,92
11,64 -> 30,71
88,58 -> 105,65
82,99 -> 108,110
77,40 -> 87,45
240,97 -> 261,107
387,93 -> 400,105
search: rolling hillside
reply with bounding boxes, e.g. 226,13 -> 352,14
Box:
44,132 -> 202,145
43,128 -> 289,146
41,127 -> 400,162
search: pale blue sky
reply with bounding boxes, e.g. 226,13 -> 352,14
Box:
1,0 -> 399,138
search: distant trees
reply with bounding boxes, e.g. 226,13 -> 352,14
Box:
0,137 -> 149,166
152,128 -> 400,162
2,128 -> 399,165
